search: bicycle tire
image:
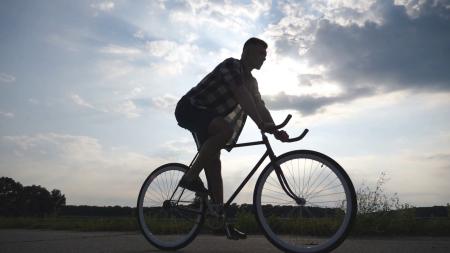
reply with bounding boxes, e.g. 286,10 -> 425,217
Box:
253,150 -> 357,253
137,163 -> 206,250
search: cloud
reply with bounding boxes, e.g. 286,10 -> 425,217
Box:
90,1 -> 115,12
298,74 -> 323,86
156,138 -> 197,160
0,73 -> 16,83
70,93 -> 140,118
70,94 -> 95,109
166,0 -> 271,31
146,40 -> 178,58
264,86 -> 375,115
425,152 -> 450,162
0,110 -> 14,118
99,44 -> 142,56
151,94 -> 178,112
146,40 -> 200,75
113,100 -> 140,118
306,0 -> 450,91
264,0 -> 450,114
28,98 -> 40,105
1,133 -> 166,205
132,94 -> 178,114
95,59 -> 138,81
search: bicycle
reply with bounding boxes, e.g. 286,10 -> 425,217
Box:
137,115 -> 357,253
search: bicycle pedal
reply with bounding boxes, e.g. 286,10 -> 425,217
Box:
224,223 -> 247,240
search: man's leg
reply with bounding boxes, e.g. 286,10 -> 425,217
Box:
204,155 -> 223,204
183,119 -> 247,240
182,117 -> 232,202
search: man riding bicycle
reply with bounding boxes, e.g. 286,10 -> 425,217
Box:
175,37 -> 289,239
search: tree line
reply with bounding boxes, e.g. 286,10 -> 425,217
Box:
0,177 -> 66,217
1,177 -> 447,218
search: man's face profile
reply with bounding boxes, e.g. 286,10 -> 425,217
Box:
246,45 -> 267,70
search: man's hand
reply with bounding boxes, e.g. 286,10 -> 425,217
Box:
259,122 -> 290,142
274,130 -> 289,142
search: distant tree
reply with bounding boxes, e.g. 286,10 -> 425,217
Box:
19,185 -> 53,216
50,189 -> 66,214
0,177 -> 66,217
0,177 -> 23,216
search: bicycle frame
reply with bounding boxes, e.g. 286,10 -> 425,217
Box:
184,131 -> 309,209
169,114 -> 309,209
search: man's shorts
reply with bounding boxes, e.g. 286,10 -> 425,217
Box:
175,96 -> 219,148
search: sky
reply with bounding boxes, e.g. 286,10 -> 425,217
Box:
1,0 -> 449,207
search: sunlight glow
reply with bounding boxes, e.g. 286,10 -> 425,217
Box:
255,57 -> 342,97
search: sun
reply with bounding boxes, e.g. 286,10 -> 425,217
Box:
254,57 -> 342,98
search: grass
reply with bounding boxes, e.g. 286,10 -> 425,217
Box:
1,213 -> 449,236
231,211 -> 450,236
352,214 -> 450,236
0,216 -> 138,231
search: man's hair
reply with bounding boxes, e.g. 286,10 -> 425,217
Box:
243,37 -> 268,52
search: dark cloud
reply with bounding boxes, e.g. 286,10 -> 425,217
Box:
264,86 -> 375,115
307,0 -> 450,91
268,0 -> 450,115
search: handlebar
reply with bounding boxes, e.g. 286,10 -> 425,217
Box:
274,114 -> 292,129
229,115 -> 308,149
269,114 -> 309,143
284,129 -> 309,142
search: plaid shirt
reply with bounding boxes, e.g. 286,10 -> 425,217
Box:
185,57 -> 265,150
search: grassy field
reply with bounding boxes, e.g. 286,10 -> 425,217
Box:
0,216 -> 138,231
1,212 -> 449,236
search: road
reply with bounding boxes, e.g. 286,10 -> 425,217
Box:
0,229 -> 449,253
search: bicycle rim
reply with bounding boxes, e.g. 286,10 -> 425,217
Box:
254,150 -> 356,253
137,163 -> 205,250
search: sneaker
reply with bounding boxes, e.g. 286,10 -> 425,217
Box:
224,223 -> 247,240
179,175 -> 208,196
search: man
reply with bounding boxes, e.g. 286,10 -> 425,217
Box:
174,37 -> 288,239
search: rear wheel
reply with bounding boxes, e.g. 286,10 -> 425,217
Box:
254,150 -> 357,253
137,163 -> 206,250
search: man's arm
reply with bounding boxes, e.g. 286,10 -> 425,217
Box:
231,85 -> 264,128
220,60 -> 264,127
247,79 -> 275,126
232,85 -> 289,140
255,100 -> 274,125
247,80 -> 289,141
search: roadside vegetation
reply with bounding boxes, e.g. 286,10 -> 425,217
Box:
1,176 -> 449,236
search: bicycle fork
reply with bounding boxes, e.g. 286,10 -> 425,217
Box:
263,134 -> 306,206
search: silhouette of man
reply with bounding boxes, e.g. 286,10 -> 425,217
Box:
175,37 -> 288,239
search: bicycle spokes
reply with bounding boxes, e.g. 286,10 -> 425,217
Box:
254,151 -> 356,253
137,164 -> 206,250
274,162 -> 305,204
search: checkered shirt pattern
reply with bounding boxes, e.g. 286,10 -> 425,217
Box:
187,58 -> 244,114
186,57 -> 265,150
223,104 -> 246,150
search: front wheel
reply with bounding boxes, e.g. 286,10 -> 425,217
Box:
253,150 -> 357,253
137,163 -> 206,250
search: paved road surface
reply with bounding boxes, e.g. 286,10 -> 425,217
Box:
1,229 -> 449,253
